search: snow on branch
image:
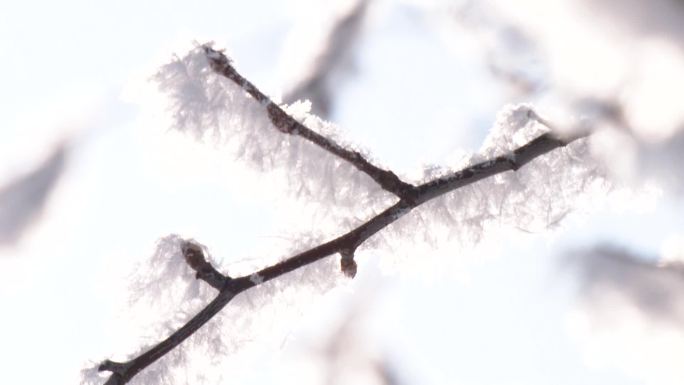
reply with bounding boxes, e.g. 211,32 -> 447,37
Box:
180,239 -> 229,290
94,45 -> 595,385
415,129 -> 589,204
203,44 -> 417,199
128,235 -> 224,311
376,106 -> 600,257
94,118 -> 587,385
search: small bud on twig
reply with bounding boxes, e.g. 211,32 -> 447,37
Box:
98,359 -> 128,374
181,240 -> 208,272
203,45 -> 231,72
340,249 -> 357,278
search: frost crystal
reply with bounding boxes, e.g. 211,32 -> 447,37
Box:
80,363 -> 108,385
154,44 -> 392,213
112,231 -> 350,385
115,235 -> 233,385
124,316 -> 231,385
377,104 -> 606,269
480,104 -> 543,158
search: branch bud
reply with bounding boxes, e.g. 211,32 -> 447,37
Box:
181,240 -> 208,272
340,249 -> 357,278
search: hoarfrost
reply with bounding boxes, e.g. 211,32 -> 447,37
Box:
102,234 -> 235,385
124,315 -> 231,385
227,257 -> 344,341
480,104 -> 546,158
80,363 -> 107,385
111,232 -> 349,385
129,234 -> 218,309
210,232 -> 349,359
154,44 -> 391,211
143,44 -> 609,380
376,104 -> 606,268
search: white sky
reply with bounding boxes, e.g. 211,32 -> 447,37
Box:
1,1 -> 683,384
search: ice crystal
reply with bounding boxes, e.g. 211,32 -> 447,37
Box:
154,44 -> 393,213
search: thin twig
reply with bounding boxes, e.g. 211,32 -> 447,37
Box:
283,0 -> 370,118
203,46 -> 417,201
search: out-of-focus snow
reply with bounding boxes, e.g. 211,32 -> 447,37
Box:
97,228 -> 354,385
567,246 -> 684,385
375,104 -> 604,274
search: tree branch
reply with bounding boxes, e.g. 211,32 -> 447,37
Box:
101,289 -> 237,385
98,123 -> 587,383
203,46 -> 417,201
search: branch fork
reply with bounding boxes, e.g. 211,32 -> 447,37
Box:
96,45 -> 590,384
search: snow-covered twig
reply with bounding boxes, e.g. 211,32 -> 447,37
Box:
203,46 -> 417,201
97,110 -> 586,384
